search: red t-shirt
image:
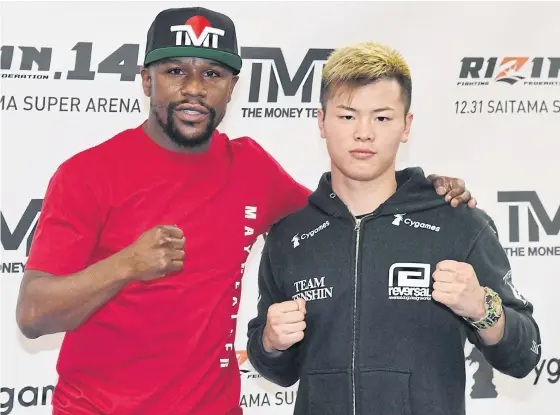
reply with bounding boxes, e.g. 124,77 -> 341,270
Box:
25,123 -> 311,415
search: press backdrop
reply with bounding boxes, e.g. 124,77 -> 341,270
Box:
1,1 -> 559,414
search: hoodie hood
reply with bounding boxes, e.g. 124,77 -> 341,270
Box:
308,167 -> 449,218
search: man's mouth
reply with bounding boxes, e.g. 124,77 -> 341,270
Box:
176,103 -> 209,114
180,109 -> 205,115
173,103 -> 211,123
175,108 -> 209,123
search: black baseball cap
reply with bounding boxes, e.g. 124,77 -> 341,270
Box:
144,7 -> 242,74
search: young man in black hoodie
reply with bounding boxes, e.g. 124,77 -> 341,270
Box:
246,42 -> 541,415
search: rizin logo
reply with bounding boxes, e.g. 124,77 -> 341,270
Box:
458,56 -> 560,86
495,57 -> 529,84
170,16 -> 225,48
392,214 -> 405,226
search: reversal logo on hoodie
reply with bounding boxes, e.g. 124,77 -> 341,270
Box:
388,263 -> 432,301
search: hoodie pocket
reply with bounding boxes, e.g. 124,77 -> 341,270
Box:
358,368 -> 412,415
306,369 -> 351,415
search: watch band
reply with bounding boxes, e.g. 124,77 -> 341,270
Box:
464,286 -> 503,330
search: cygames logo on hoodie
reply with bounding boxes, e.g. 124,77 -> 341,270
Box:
392,214 -> 440,232
291,220 -> 330,248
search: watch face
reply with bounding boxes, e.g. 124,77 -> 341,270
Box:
464,288 -> 502,329
491,295 -> 501,311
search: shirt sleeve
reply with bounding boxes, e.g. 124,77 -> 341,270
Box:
260,150 -> 311,230
25,160 -> 103,276
465,219 -> 542,378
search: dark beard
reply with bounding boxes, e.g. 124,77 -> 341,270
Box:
154,100 -> 217,149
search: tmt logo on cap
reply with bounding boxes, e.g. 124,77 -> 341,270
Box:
170,16 -> 225,48
144,7 -> 242,73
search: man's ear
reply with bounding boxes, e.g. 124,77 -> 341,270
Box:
141,67 -> 151,97
317,107 -> 327,139
227,75 -> 239,103
401,112 -> 414,144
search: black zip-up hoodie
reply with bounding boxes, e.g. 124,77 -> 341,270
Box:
247,167 -> 541,415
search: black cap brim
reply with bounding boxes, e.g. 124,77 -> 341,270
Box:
144,46 -> 242,74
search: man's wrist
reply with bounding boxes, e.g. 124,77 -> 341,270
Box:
263,338 -> 283,358
464,286 -> 503,330
471,286 -> 488,320
110,251 -> 136,283
262,328 -> 275,353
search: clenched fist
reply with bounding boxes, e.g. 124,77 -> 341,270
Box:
432,260 -> 486,320
263,299 -> 306,353
120,225 -> 186,281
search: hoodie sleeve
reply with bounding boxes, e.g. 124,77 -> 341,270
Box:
246,232 -> 303,387
465,219 -> 542,378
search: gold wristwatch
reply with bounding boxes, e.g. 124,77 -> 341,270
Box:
464,287 -> 503,330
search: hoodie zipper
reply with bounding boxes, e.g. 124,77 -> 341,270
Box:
351,214 -> 370,415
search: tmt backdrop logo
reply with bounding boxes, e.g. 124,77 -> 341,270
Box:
0,199 -> 42,274
497,191 -> 560,258
1,41 -> 333,118
239,47 -> 333,119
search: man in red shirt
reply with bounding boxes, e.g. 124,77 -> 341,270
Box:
16,6 -> 476,415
